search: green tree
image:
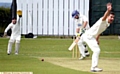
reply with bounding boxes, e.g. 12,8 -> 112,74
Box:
0,7 -> 11,35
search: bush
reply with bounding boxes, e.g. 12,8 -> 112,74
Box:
0,7 -> 11,33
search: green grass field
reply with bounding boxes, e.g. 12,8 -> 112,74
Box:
0,36 -> 120,74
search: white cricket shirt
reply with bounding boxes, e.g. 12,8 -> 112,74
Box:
85,17 -> 110,37
4,17 -> 21,40
75,14 -> 90,30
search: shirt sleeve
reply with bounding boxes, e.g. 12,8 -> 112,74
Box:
17,15 -> 20,24
4,23 -> 13,32
81,14 -> 88,22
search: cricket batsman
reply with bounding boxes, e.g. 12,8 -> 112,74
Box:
71,10 -> 90,60
77,3 -> 114,72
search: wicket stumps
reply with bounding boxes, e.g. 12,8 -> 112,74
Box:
72,36 -> 80,58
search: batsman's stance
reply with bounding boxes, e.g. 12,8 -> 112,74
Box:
3,10 -> 22,55
78,3 -> 114,72
70,10 -> 90,59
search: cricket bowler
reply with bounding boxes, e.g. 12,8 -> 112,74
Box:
77,3 -> 115,72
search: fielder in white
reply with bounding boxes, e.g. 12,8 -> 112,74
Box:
78,3 -> 115,72
71,10 -> 90,59
3,14 -> 21,55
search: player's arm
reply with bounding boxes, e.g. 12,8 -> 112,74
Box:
76,27 -> 80,33
102,3 -> 112,21
3,23 -> 12,37
17,10 -> 22,24
82,14 -> 88,28
17,15 -> 20,24
79,21 -> 87,36
96,34 -> 100,44
80,15 -> 88,35
83,21 -> 88,28
76,27 -> 80,36
74,19 -> 81,36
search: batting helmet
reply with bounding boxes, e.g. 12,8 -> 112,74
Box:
72,10 -> 79,18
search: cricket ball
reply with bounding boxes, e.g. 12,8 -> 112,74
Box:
41,59 -> 44,61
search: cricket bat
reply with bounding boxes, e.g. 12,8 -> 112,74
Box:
68,37 -> 80,51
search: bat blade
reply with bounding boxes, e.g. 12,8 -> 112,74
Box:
68,37 -> 79,51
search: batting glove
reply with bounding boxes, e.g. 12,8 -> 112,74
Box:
75,33 -> 80,37
81,28 -> 86,33
80,28 -> 86,36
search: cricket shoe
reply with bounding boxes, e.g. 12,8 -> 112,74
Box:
7,51 -> 11,55
85,51 -> 90,57
7,53 -> 10,55
79,56 -> 85,60
15,53 -> 18,55
91,67 -> 103,72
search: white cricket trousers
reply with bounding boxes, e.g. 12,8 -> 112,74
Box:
78,34 -> 100,68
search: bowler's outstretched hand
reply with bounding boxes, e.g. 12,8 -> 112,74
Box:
107,3 -> 112,11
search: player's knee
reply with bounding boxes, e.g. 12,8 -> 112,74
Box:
9,39 -> 14,43
93,48 -> 100,54
16,40 -> 20,43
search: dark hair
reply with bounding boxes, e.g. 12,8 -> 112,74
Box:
110,11 -> 115,15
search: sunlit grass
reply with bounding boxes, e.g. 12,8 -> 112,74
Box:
0,36 -> 120,74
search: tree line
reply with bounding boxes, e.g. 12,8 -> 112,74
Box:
0,7 -> 11,35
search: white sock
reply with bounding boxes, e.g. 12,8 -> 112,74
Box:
7,42 -> 13,54
15,43 -> 20,54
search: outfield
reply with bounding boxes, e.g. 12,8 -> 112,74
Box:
0,36 -> 120,74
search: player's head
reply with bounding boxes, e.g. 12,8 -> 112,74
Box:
72,10 -> 79,19
107,12 -> 115,23
12,18 -> 17,24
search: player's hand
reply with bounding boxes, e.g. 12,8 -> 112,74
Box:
96,38 -> 100,45
79,28 -> 86,36
107,3 -> 112,11
76,33 -> 80,37
81,28 -> 86,33
97,40 -> 100,45
3,32 -> 7,37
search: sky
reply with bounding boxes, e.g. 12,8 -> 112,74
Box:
0,0 -> 12,3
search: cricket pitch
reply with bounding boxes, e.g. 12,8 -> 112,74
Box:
39,57 -> 120,74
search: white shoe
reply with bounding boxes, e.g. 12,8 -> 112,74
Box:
15,53 -> 18,55
79,56 -> 85,60
91,67 -> 103,72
